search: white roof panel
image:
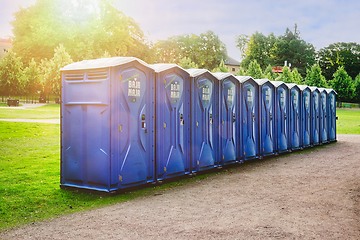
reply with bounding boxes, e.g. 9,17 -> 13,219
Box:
235,76 -> 253,83
186,69 -> 212,78
61,57 -> 149,71
149,63 -> 184,73
270,80 -> 286,88
254,78 -> 270,85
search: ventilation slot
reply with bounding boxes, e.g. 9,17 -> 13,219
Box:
65,72 -> 84,81
88,69 -> 108,80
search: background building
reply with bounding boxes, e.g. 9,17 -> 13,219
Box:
224,56 -> 240,74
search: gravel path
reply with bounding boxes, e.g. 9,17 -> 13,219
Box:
1,134 -> 360,239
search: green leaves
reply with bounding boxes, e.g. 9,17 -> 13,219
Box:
330,66 -> 354,102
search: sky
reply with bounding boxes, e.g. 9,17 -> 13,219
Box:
1,0 -> 360,61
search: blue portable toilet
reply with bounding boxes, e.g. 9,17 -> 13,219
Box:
326,88 -> 337,142
187,69 -> 219,172
286,83 -> 301,150
213,72 -> 241,165
309,87 -> 320,146
270,81 -> 290,154
318,88 -> 329,144
254,79 -> 275,158
236,76 -> 259,160
298,85 -> 311,148
60,57 -> 155,192
151,64 -> 191,180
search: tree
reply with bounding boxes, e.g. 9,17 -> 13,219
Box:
264,64 -> 276,80
291,68 -> 303,84
245,60 -> 265,79
235,34 -> 249,60
354,73 -> 360,103
178,57 -> 198,69
330,66 -> 354,102
236,68 -> 246,76
240,31 -> 277,70
317,42 -> 360,80
305,64 -> 328,88
0,51 -> 24,97
276,66 -> 293,83
269,24 -> 316,77
22,58 -> 41,98
212,59 -> 228,73
11,0 -> 150,64
41,44 -> 73,96
155,30 -> 227,71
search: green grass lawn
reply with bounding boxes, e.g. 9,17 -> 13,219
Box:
336,108 -> 360,134
0,121 -> 212,231
0,105 -> 359,231
0,104 -> 60,119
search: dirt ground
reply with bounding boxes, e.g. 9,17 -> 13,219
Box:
1,134 -> 360,239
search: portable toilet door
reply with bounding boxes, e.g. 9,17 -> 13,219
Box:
309,87 -> 320,146
110,58 -> 156,190
270,81 -> 290,154
326,89 -> 337,142
319,88 -> 329,144
298,85 -> 311,148
255,79 -> 275,158
151,64 -> 191,181
236,76 -> 259,160
286,83 -> 301,150
60,57 -> 156,193
187,69 -> 219,172
213,72 -> 240,165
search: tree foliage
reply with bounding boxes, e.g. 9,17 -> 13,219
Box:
245,60 -> 265,79
212,59 -> 229,73
239,31 -> 277,71
237,25 -> 316,77
270,26 -> 316,77
156,31 -> 227,71
330,66 -> 354,102
291,68 -> 303,84
354,73 -> 360,103
11,0 -> 152,64
0,51 -> 24,97
305,64 -> 328,88
22,58 -> 41,96
40,44 -> 73,95
317,42 -> 360,80
178,57 -> 198,69
276,66 -> 293,83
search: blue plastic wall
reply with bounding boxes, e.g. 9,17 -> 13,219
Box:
256,79 -> 275,157
216,73 -> 241,165
327,89 -> 337,142
319,89 -> 329,144
273,82 -> 289,154
61,68 -> 111,192
299,86 -> 311,148
152,64 -> 191,180
310,87 -> 320,146
189,70 -> 219,172
288,84 -> 301,150
241,78 -> 259,160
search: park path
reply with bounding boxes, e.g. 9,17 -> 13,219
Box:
1,134 -> 360,239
